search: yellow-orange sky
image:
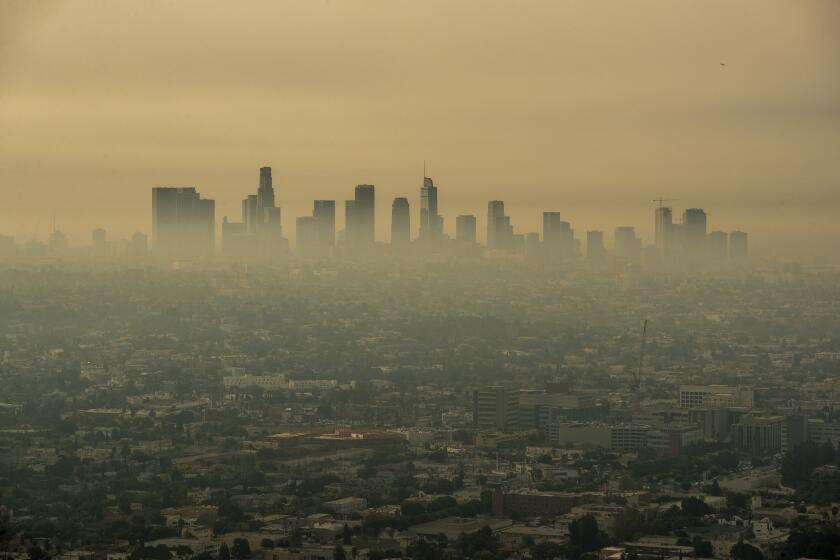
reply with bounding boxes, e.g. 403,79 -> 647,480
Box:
1,0 -> 839,256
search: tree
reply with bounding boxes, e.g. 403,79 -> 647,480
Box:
613,508 -> 643,542
218,543 -> 230,560
569,514 -> 602,552
231,538 -> 251,560
694,540 -> 714,558
531,541 -> 564,560
731,542 -> 763,560
680,497 -> 712,517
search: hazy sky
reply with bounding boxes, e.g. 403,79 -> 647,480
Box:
1,1 -> 839,256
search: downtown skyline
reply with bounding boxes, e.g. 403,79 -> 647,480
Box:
2,2 -> 839,258
8,165 -> 750,264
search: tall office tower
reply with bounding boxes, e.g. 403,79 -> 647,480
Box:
221,217 -> 249,256
729,231 -> 748,259
473,386 -> 520,431
92,228 -> 107,247
152,187 -> 215,257
257,167 -> 275,220
543,212 -> 575,258
455,214 -> 477,245
312,200 -> 336,254
614,226 -> 642,262
344,200 -> 356,247
242,195 -> 258,233
350,184 -> 375,248
654,206 -> 673,259
391,197 -> 410,247
91,228 -> 107,257
487,200 -> 505,249
543,212 -> 563,249
223,166 -> 286,258
419,176 -> 443,243
295,216 -> 318,255
682,208 -> 708,256
708,231 -> 728,260
586,230 -> 606,260
48,229 -> 68,252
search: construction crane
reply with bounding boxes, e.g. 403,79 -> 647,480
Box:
652,198 -> 678,208
631,319 -> 648,393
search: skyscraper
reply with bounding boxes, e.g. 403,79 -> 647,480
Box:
391,197 -> 410,247
345,185 -> 375,249
729,231 -> 748,259
222,166 -> 286,258
152,187 -> 215,257
487,201 -> 511,250
344,200 -> 356,247
543,212 -> 575,258
654,206 -> 673,260
419,176 -> 443,243
682,208 -> 708,256
313,200 -> 336,254
92,228 -> 106,246
708,230 -> 728,260
242,195 -> 258,233
586,230 -> 606,260
91,228 -> 107,256
614,226 -> 642,262
456,214 -> 477,245
524,232 -> 541,256
257,166 -> 275,219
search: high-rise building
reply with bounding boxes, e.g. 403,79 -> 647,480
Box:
419,176 -> 443,243
654,206 -> 673,259
257,167 -> 276,219
614,226 -> 642,262
48,229 -> 68,252
586,230 -> 606,260
487,200 -> 515,251
221,218 -> 249,256
92,228 -> 106,246
346,185 -> 375,249
543,212 -> 575,258
456,214 -> 477,245
91,228 -> 107,256
682,208 -> 707,256
313,200 -> 336,254
473,387 -> 520,431
543,212 -> 563,250
152,187 -> 215,257
344,200 -> 356,246
222,167 -> 286,257
729,231 -> 748,259
708,231 -> 728,259
242,195 -> 258,233
391,197 -> 410,247
487,200 -> 505,249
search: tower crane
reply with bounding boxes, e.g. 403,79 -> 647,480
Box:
652,198 -> 678,208
631,319 -> 648,394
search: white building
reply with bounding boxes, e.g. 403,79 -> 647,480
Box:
222,374 -> 288,391
679,385 -> 753,409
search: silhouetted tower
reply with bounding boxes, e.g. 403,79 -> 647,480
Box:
391,197 -> 410,247
456,215 -> 477,245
